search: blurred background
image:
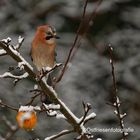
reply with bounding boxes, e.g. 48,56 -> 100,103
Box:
0,0 -> 140,139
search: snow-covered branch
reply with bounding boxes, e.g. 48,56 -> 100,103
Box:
108,45 -> 128,140
0,72 -> 28,79
14,36 -> 24,50
77,102 -> 96,127
0,38 -> 92,140
45,129 -> 74,140
83,112 -> 96,125
43,103 -> 66,119
0,71 -> 29,85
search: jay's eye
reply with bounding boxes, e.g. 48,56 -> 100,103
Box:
46,31 -> 52,35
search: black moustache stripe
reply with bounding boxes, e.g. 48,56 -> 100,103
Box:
46,36 -> 53,40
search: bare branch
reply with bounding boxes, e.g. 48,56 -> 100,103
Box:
53,0 -> 89,85
45,129 -> 74,140
0,99 -> 18,111
53,0 -> 103,86
26,92 -> 41,105
70,0 -> 103,64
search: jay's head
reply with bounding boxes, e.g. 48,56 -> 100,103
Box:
36,25 -> 60,43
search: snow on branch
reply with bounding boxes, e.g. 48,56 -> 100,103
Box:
0,38 -> 91,140
108,44 -> 128,140
0,72 -> 28,79
14,36 -> 24,50
45,129 -> 74,140
0,0 -> 103,139
43,103 -> 66,119
0,49 -> 7,56
77,102 -> 96,127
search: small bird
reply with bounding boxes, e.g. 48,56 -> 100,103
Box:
31,24 -> 59,72
31,24 -> 59,103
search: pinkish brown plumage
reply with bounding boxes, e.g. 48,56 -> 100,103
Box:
31,25 -> 59,71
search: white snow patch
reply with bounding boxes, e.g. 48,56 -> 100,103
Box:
97,138 -> 102,140
18,62 -> 25,70
19,105 -> 35,112
2,37 -> 11,43
114,110 -> 118,115
34,84 -> 39,90
84,112 -> 96,121
0,49 -> 6,55
18,36 -> 24,44
20,112 -> 32,126
120,113 -> 127,119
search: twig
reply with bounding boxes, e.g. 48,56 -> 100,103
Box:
53,0 -> 103,86
79,102 -> 91,125
108,44 -> 128,140
0,99 -> 18,111
40,63 -> 62,80
83,112 -> 96,125
26,92 -> 41,105
14,36 -> 24,51
53,0 -> 89,85
45,129 -> 74,140
70,0 -> 103,63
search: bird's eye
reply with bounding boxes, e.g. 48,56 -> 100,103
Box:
46,31 -> 52,35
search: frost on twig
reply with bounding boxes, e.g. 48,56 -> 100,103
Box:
14,36 -> 24,51
1,37 -> 11,44
39,63 -> 63,81
73,102 -> 96,139
79,102 -> 96,125
108,44 -> 128,140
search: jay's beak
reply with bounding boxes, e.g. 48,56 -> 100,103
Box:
46,35 -> 60,40
54,35 -> 60,39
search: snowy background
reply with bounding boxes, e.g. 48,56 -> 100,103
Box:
0,0 -> 140,139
